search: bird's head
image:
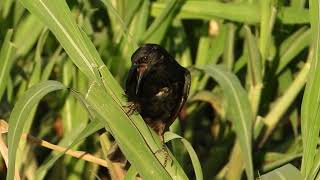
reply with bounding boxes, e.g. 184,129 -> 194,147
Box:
130,44 -> 169,94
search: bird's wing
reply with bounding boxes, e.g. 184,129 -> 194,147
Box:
166,69 -> 191,128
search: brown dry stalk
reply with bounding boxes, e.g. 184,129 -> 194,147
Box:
21,133 -> 112,168
0,120 -> 126,177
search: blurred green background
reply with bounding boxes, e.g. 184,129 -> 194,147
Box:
0,0 -> 319,179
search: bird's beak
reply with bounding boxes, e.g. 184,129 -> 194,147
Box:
136,63 -> 147,94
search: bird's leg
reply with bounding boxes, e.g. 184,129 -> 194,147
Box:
154,144 -> 170,167
144,120 -> 171,166
154,129 -> 170,167
123,102 -> 140,116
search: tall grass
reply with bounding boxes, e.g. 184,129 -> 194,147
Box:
0,0 -> 318,179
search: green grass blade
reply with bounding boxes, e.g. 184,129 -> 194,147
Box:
0,29 -> 15,102
200,65 -> 254,180
34,29 -> 48,64
62,60 -> 76,132
259,62 -> 310,146
245,25 -> 263,84
259,0 -> 276,62
226,141 -> 245,180
7,81 -> 66,180
307,149 -> 320,179
6,76 -> 13,103
151,1 -> 260,23
28,28 -> 49,86
117,0 -> 142,43
278,70 -> 299,137
13,3 -> 26,26
134,0 -> 150,43
14,28 -> 50,171
260,164 -> 304,180
279,7 -> 309,24
41,46 -> 64,81
277,29 -> 311,74
151,1 -> 308,24
262,153 -> 302,173
2,0 -> 14,18
244,26 -> 263,119
192,36 -> 211,92
100,0 -> 138,48
223,23 -> 236,71
142,0 -> 182,44
208,24 -> 226,65
13,14 -> 44,57
164,132 -> 203,180
280,26 -> 308,53
291,0 -> 307,9
19,0 -> 103,81
301,0 -> 320,177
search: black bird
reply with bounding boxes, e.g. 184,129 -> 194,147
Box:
108,44 -> 190,164
125,43 -> 191,138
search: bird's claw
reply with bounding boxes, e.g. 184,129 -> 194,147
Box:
123,102 -> 140,116
154,145 -> 170,167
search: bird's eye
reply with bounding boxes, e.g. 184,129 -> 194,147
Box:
143,56 -> 147,60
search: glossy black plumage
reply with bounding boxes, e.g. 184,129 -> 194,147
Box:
107,44 -> 190,163
125,43 -> 191,137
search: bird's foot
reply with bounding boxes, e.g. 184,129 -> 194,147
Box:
154,145 -> 170,167
123,102 -> 140,116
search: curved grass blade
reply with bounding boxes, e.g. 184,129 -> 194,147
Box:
164,132 -> 203,180
35,87 -> 105,179
7,81 -> 66,180
200,65 -> 253,180
301,0 -> 320,178
14,28 -> 49,172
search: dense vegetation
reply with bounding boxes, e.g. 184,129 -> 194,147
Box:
0,0 -> 319,179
